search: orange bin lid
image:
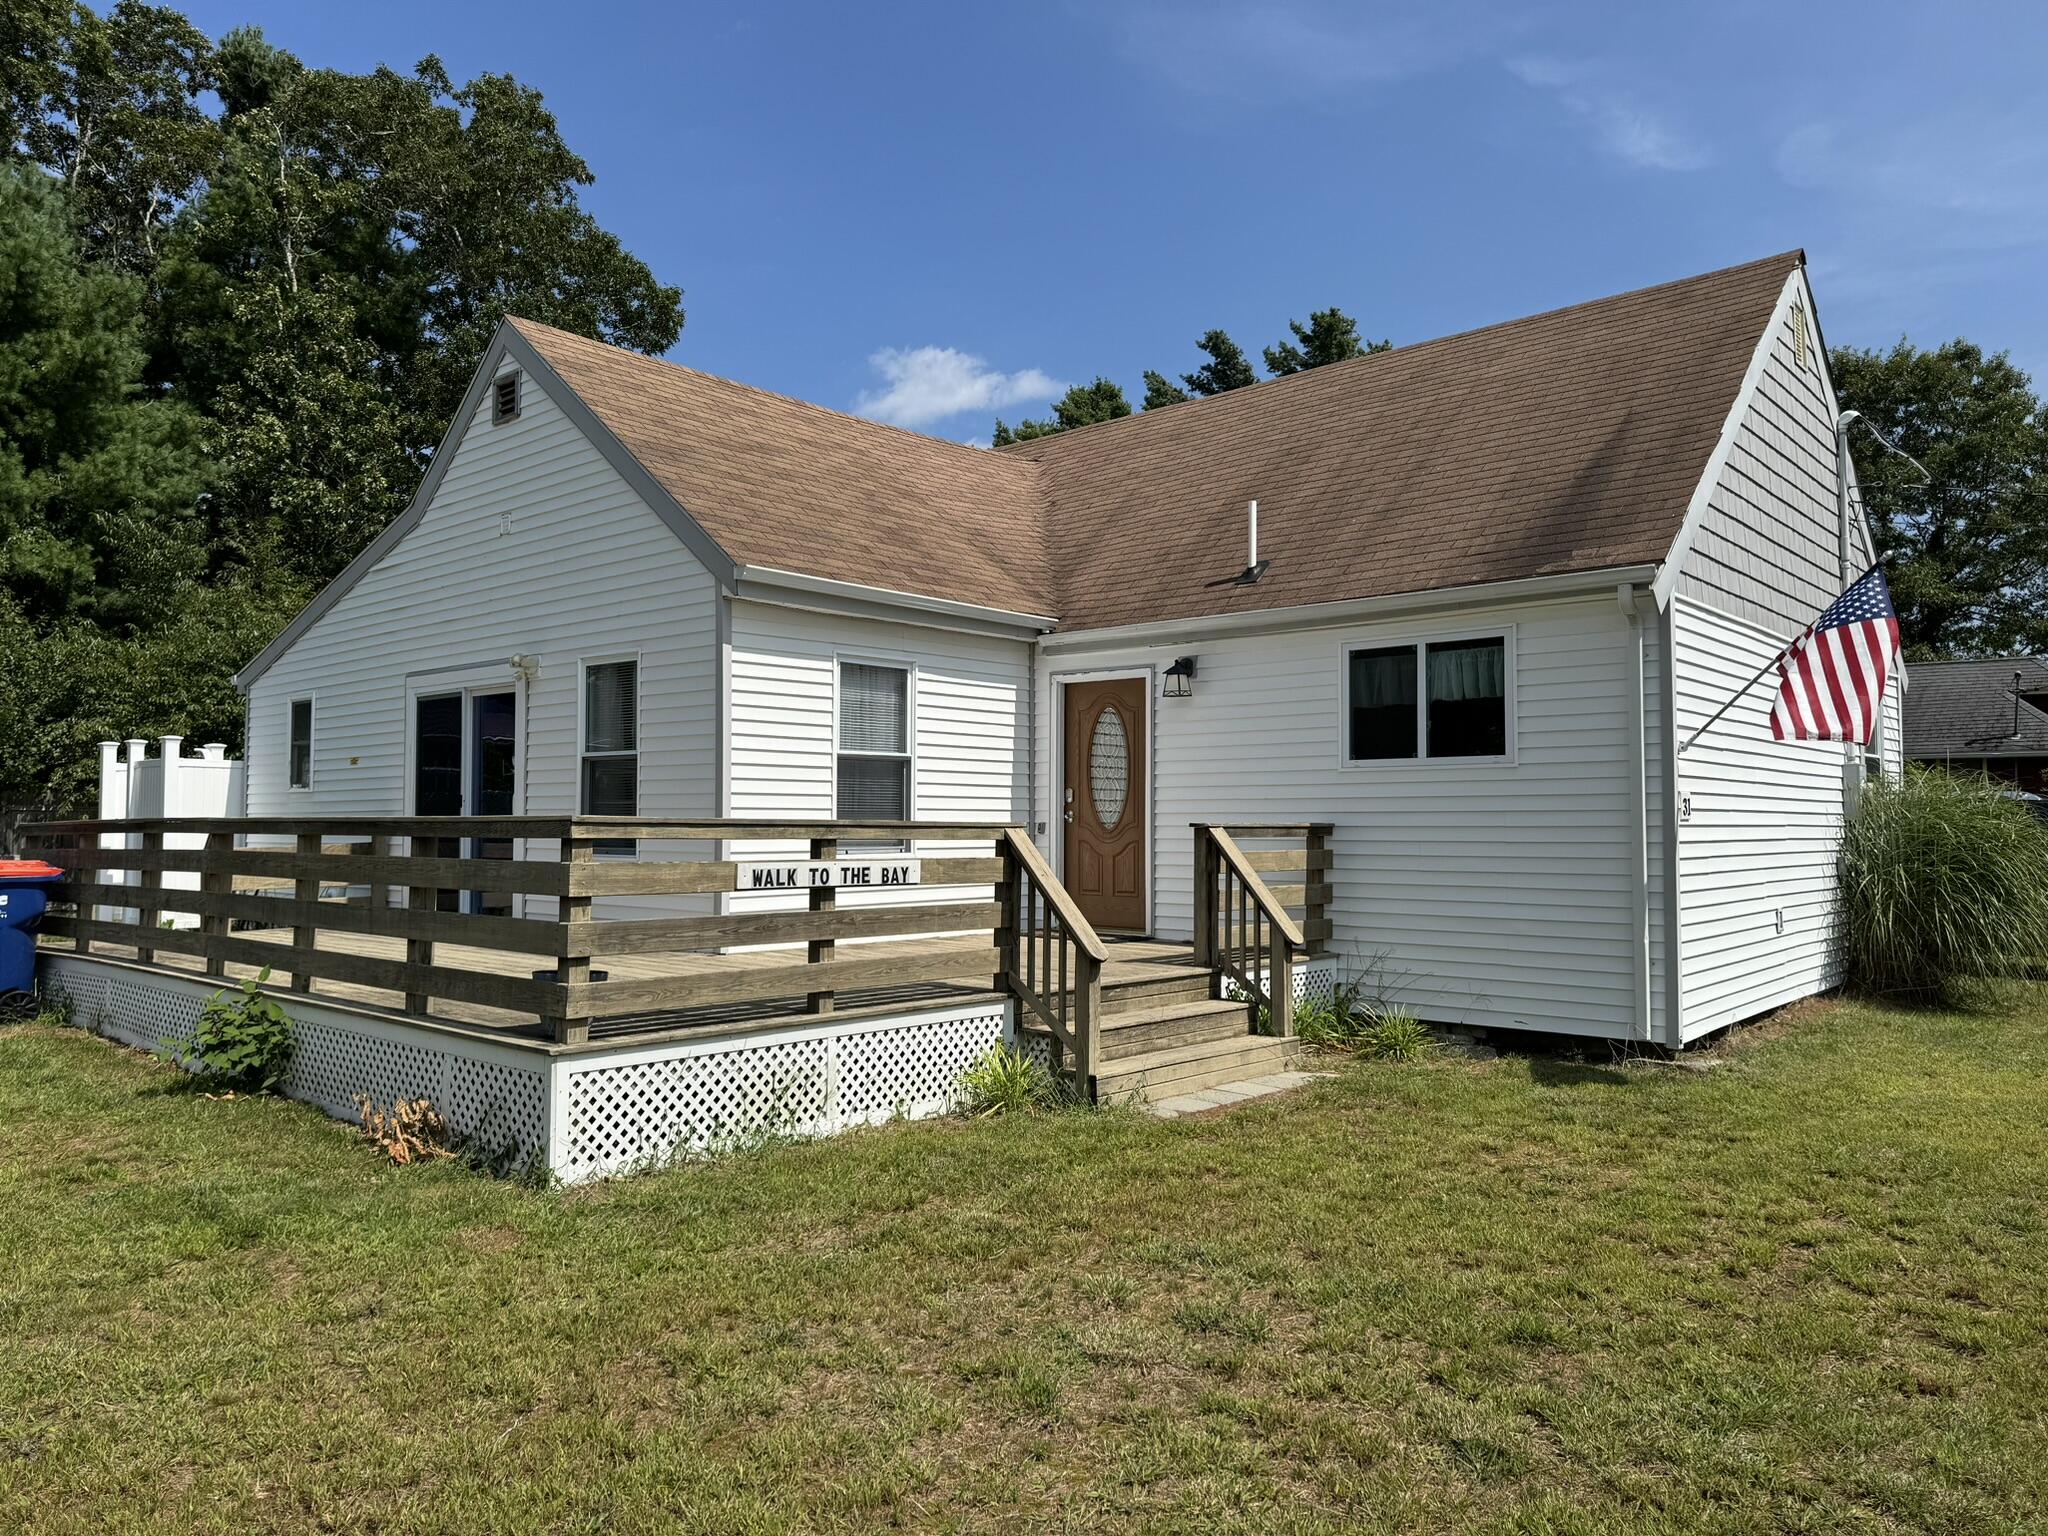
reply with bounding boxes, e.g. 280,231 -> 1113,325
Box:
0,860 -> 62,878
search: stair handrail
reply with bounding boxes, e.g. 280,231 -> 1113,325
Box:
996,829 -> 1106,1095
1193,824 -> 1306,1037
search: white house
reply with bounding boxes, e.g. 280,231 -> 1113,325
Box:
231,250 -> 1902,1050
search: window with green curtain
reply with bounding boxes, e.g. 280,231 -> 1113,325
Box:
1347,646 -> 1417,760
1425,638 -> 1506,757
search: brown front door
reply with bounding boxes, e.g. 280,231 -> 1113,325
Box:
1063,678 -> 1146,933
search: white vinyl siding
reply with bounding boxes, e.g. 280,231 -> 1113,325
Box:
1676,285 -> 1878,633
242,351 -> 719,918
1670,596 -> 1848,1036
1667,285 -> 1906,1041
1039,594 -> 1655,1039
726,600 -> 1029,924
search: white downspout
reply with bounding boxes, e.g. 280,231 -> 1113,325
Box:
1620,583 -> 1652,1043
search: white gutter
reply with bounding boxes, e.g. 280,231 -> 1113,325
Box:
732,564 -> 1059,637
1039,563 -> 1664,654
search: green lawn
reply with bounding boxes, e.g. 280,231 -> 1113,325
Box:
3,992 -> 2046,1534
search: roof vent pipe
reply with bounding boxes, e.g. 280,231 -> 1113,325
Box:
1248,500 -> 1258,569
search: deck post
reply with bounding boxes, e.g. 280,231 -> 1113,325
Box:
290,831 -> 320,992
994,833 -> 1019,994
1190,825 -> 1217,971
404,833 -> 435,1015
1072,954 -> 1101,1100
200,830 -> 231,977
806,835 -> 836,1015
548,833 -> 593,1046
134,830 -> 163,966
1267,920 -> 1294,1038
354,834 -> 388,908
1304,824 -> 1331,952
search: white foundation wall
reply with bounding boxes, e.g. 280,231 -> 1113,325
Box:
725,599 -> 1031,921
1037,593 -> 1661,1039
242,356 -> 721,919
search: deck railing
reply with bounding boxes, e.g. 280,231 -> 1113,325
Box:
1191,822 -> 1334,1036
21,817 -> 1078,1050
997,830 -> 1107,1090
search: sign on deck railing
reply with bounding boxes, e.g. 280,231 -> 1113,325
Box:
733,858 -> 921,892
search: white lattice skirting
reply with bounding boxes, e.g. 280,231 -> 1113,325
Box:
39,954 -> 1008,1184
1221,956 -> 1340,1008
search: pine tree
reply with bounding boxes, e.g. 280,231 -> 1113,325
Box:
992,378 -> 1131,445
1263,307 -> 1389,375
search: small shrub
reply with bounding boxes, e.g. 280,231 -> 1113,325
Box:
356,1095 -> 453,1165
159,969 -> 295,1092
958,1042 -> 1062,1116
1840,769 -> 2048,1002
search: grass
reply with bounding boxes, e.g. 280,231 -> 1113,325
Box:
4,991 -> 2047,1534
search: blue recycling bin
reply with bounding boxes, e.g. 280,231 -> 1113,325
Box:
0,860 -> 64,1004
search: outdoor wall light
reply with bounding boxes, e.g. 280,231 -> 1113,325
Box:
1164,656 -> 1197,698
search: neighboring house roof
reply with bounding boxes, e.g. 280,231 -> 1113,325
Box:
237,250 -> 1809,687
1903,656 -> 2048,758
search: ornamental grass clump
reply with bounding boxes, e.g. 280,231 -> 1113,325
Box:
958,1043 -> 1064,1116
1839,768 -> 2048,1003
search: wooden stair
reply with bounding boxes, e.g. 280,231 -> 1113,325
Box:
1021,948 -> 1295,1105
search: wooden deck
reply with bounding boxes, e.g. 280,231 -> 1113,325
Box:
44,928 -> 1203,1049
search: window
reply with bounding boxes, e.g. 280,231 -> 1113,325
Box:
492,370 -> 521,424
288,698 -> 314,789
836,662 -> 910,823
582,660 -> 637,851
1345,634 -> 1509,763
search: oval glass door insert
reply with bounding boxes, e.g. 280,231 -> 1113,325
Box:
1089,706 -> 1129,829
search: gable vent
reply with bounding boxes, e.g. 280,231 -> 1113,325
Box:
493,370 -> 522,424
1791,304 -> 1810,371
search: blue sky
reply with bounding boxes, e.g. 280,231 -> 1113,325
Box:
180,0 -> 2048,443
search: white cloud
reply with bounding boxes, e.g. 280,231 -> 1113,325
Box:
853,346 -> 1066,430
1508,56 -> 1710,172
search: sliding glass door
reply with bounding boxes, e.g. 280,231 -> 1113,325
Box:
412,686 -> 519,916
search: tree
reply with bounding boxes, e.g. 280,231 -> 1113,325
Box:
1264,306 -> 1389,375
1832,339 -> 2048,656
12,1 -> 216,277
1180,328 -> 1257,396
1141,370 -> 1189,411
1,7 -> 686,795
0,165 -> 203,628
992,377 -> 1131,446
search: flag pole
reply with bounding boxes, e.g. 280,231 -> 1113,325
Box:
1677,647 -> 1794,757
1675,558 -> 1884,758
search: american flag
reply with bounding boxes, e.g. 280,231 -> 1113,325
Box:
1769,564 -> 1901,744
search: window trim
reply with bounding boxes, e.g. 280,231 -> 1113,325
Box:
287,695 -> 315,791
832,654 -> 917,830
1338,624 -> 1517,768
578,652 -> 641,852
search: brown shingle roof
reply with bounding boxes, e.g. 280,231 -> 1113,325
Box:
1010,251 -> 1800,630
510,251 -> 1800,631
508,319 -> 1055,614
